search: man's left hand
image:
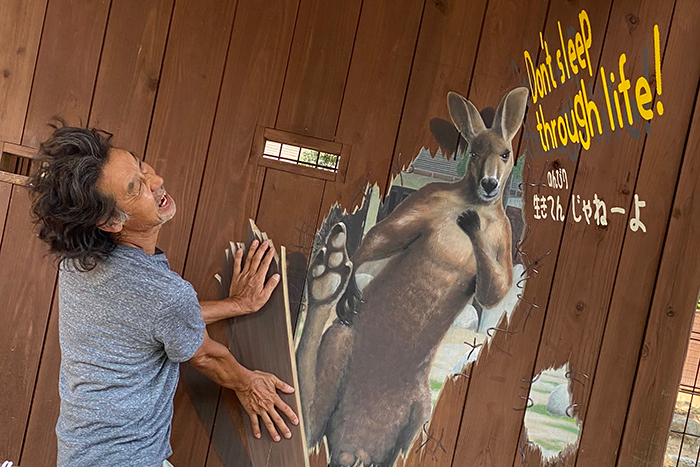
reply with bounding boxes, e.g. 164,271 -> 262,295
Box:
228,239 -> 280,314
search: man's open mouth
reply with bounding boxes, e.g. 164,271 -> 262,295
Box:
158,191 -> 168,208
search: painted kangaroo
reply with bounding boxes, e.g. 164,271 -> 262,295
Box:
296,87 -> 529,467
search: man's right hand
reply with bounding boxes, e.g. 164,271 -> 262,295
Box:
235,369 -> 299,441
227,239 -> 280,315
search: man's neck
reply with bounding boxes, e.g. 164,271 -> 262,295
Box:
117,226 -> 162,255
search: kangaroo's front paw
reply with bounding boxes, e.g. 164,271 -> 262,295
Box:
458,209 -> 481,236
308,223 -> 353,306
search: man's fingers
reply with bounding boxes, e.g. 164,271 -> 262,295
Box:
243,240 -> 260,273
275,396 -> 299,426
261,246 -> 275,271
232,247 -> 243,278
261,412 -> 281,442
248,411 -> 261,439
269,407 -> 292,439
274,377 -> 295,394
250,240 -> 269,272
262,274 -> 281,298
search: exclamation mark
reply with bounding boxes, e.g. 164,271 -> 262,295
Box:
654,24 -> 664,116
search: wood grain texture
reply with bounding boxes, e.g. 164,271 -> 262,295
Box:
21,0 -> 110,148
390,0 -> 487,169
0,186 -> 57,461
256,169 -> 325,257
446,0 -> 562,464
89,0 -> 174,155
20,291 -> 60,467
616,72 -> 700,467
144,0 -> 237,275
275,0 -> 363,140
0,181 -> 12,242
0,0 -> 47,144
575,0 -> 700,464
511,2 -> 675,466
317,0 -> 424,216
223,222 -> 309,467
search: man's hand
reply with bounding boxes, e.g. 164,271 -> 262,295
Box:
235,370 -> 299,441
229,239 -> 280,315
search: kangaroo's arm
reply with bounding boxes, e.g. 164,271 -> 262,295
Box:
458,210 -> 513,308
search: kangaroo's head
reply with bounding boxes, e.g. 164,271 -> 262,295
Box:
447,87 -> 529,204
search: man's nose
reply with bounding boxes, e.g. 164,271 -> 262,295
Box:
481,177 -> 499,195
148,173 -> 164,191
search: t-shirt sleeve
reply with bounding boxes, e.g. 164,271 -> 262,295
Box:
153,282 -> 205,363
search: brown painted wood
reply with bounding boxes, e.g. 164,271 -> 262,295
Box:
0,181 -> 11,243
447,0 -> 572,464
144,0 -> 237,275
275,0 -> 363,140
88,0 -> 174,155
0,0 -> 47,145
223,223 -> 309,467
511,2 -> 675,466
0,186 -> 56,461
20,290 -> 60,467
318,0 -> 425,217
575,0 -> 700,464
390,0 -> 487,171
21,0 -> 110,148
616,74 -> 700,467
173,1 -> 299,463
255,168 -> 325,256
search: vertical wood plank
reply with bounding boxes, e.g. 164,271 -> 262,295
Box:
316,0 -> 425,215
89,0 -> 175,155
390,0 -> 487,171
21,0 -> 111,148
0,181 -> 12,243
510,2 -> 675,466
255,169 -> 325,253
275,0 -> 363,140
144,0 -> 237,276
445,0 -> 558,464
171,1 -> 299,464
19,291 -> 60,467
0,0 -> 48,144
0,186 -> 56,461
576,0 -> 700,463
616,74 -> 700,467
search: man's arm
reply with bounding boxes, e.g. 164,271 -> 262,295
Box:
188,329 -> 299,441
200,239 -> 280,324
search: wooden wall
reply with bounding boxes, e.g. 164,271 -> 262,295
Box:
1,0 -> 699,466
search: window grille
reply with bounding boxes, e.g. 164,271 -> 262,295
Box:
666,306 -> 700,466
262,140 -> 340,173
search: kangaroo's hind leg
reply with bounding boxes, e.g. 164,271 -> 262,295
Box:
297,223 -> 354,447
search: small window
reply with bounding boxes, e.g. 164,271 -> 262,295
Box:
263,140 -> 340,173
0,143 -> 38,185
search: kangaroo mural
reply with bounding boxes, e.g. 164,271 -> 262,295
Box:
296,87 -> 529,467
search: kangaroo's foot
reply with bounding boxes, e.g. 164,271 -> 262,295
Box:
308,223 -> 353,307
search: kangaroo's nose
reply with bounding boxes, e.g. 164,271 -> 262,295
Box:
481,177 -> 499,195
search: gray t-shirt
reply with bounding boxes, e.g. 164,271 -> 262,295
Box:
56,245 -> 205,467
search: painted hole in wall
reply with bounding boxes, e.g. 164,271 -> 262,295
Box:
263,139 -> 340,172
665,298 -> 700,467
522,365 -> 582,464
295,88 -> 530,466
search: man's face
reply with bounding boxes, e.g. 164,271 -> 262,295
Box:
97,148 -> 176,233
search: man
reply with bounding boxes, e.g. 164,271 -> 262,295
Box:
28,125 -> 298,467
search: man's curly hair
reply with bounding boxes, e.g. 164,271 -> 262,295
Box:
28,125 -> 128,271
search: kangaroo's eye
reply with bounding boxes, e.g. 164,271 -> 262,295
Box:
500,151 -> 510,160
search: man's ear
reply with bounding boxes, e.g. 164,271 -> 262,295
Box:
97,220 -> 124,234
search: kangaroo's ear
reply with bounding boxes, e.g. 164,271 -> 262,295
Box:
493,87 -> 529,142
447,91 -> 486,143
